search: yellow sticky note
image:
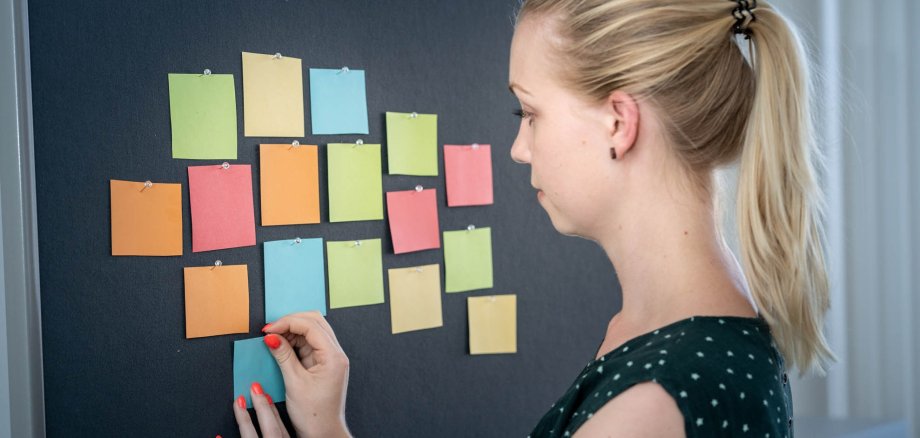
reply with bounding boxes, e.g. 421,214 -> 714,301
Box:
388,264 -> 443,334
468,294 -> 517,355
184,264 -> 250,338
110,179 -> 182,256
242,52 -> 305,137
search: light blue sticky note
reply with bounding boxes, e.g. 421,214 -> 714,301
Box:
233,337 -> 285,408
310,68 -> 369,135
264,238 -> 326,322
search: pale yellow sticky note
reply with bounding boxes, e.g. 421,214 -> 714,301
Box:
468,294 -> 517,355
242,52 -> 305,137
388,264 -> 443,334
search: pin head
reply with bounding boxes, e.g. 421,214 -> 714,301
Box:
467,224 -> 476,231
472,143 -> 480,150
340,66 -> 350,73
214,260 -> 222,267
203,69 -> 212,76
273,52 -> 282,59
221,162 -> 230,170
355,139 -> 364,145
410,112 -> 418,119
353,240 -> 362,247
143,180 -> 153,188
292,140 -> 300,147
294,237 -> 302,244
415,185 -> 423,192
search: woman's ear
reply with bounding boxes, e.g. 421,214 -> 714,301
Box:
607,90 -> 639,160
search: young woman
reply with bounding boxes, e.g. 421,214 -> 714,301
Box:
232,1 -> 833,436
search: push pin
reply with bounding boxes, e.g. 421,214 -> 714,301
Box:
212,260 -> 222,270
355,139 -> 364,145
293,237 -> 302,245
467,224 -> 476,231
415,185 -> 423,192
415,267 -> 423,273
340,66 -> 350,74
410,112 -> 418,119
471,143 -> 480,150
141,180 -> 153,192
273,52 -> 283,59
203,69 -> 212,76
353,240 -> 362,247
221,162 -> 230,170
289,140 -> 300,150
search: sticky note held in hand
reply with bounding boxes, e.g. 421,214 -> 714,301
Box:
233,337 -> 285,408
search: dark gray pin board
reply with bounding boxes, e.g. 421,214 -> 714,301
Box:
28,0 -> 621,436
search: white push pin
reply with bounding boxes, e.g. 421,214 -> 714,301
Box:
142,180 -> 153,191
203,69 -> 212,76
467,224 -> 476,231
212,260 -> 222,269
340,66 -> 350,74
291,140 -> 300,148
293,237 -> 302,245
353,240 -> 362,247
355,139 -> 364,145
273,52 -> 283,59
471,143 -> 480,150
415,185 -> 423,192
410,112 -> 418,119
221,162 -> 230,170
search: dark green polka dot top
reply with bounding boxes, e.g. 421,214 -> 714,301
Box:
529,315 -> 793,438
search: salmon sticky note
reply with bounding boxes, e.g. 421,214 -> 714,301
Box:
242,52 -> 305,137
264,238 -> 326,321
385,112 -> 438,176
184,263 -> 249,338
443,226 -> 493,293
386,188 -> 440,254
234,337 -> 285,408
327,143 -> 384,222
310,68 -> 369,135
259,144 -> 320,226
444,144 -> 494,207
188,164 -> 256,252
110,180 -> 182,256
168,73 -> 237,159
468,294 -> 517,355
326,239 -> 384,309
388,264 -> 443,334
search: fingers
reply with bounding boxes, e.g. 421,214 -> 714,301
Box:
264,314 -> 340,358
250,382 -> 284,438
232,395 -> 259,438
263,333 -> 303,378
265,312 -> 342,349
266,396 -> 291,438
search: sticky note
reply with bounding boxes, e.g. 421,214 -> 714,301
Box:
184,263 -> 249,338
168,73 -> 237,159
386,188 -> 440,254
110,180 -> 182,256
234,337 -> 285,408
188,164 -> 256,252
443,227 -> 493,293
444,144 -> 494,207
259,144 -> 320,226
310,68 -> 369,135
264,238 -> 326,321
388,264 -> 443,334
385,112 -> 438,176
327,143 -> 383,222
242,52 -> 305,137
326,239 -> 384,309
468,294 -> 517,354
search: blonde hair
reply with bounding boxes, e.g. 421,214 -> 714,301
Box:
516,0 -> 834,376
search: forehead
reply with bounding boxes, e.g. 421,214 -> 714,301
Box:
509,16 -> 556,92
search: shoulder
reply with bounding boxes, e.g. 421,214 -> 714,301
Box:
573,381 -> 685,438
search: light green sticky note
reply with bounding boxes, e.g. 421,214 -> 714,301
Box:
168,73 -> 238,160
327,239 -> 385,308
444,227 -> 493,293
385,112 -> 438,176
327,143 -> 384,222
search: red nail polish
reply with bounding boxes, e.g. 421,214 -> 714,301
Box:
261,323 -> 272,332
216,435 -> 223,438
251,382 -> 264,395
265,394 -> 273,404
264,334 -> 281,350
236,395 -> 246,409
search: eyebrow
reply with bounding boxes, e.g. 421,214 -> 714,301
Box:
508,82 -> 531,96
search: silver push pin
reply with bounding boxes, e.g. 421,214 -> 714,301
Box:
203,69 -> 212,76
355,139 -> 364,145
221,162 -> 230,170
410,112 -> 418,119
273,52 -> 283,59
415,185 -> 423,192
340,66 -> 350,74
467,224 -> 476,231
353,240 -> 362,247
141,180 -> 153,192
212,260 -> 222,270
293,237 -> 302,245
471,143 -> 480,150
291,140 -> 300,148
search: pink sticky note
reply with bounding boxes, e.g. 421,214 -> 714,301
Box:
188,164 -> 256,252
444,144 -> 493,207
386,188 -> 440,254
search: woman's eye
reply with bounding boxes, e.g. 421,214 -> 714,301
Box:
513,108 -> 534,126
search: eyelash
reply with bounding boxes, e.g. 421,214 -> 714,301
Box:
513,108 -> 534,125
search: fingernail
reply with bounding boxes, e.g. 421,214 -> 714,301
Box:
217,435 -> 223,438
236,395 -> 246,409
251,382 -> 264,395
261,323 -> 272,332
264,334 -> 281,350
265,394 -> 273,404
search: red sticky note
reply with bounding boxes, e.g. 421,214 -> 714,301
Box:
444,144 -> 493,207
188,164 -> 256,252
386,188 -> 440,254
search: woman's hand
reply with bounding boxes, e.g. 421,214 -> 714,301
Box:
232,311 -> 352,438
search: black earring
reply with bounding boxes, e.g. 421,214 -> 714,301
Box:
611,148 -> 617,160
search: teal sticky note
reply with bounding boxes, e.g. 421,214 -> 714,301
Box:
444,226 -> 493,292
326,238 -> 385,309
168,73 -> 238,160
310,68 -> 369,135
264,238 -> 326,322
233,337 -> 284,408
385,112 -> 438,176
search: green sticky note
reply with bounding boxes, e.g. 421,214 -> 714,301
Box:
328,143 -> 384,222
385,112 -> 438,176
444,227 -> 493,293
168,73 -> 238,160
326,238 -> 385,308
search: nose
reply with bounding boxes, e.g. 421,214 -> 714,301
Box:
509,121 -> 531,164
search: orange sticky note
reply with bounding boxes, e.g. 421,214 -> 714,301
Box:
259,144 -> 320,225
184,263 -> 250,338
110,179 -> 183,256
386,188 -> 440,254
444,144 -> 493,207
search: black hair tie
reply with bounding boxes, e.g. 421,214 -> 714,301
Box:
732,0 -> 757,40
